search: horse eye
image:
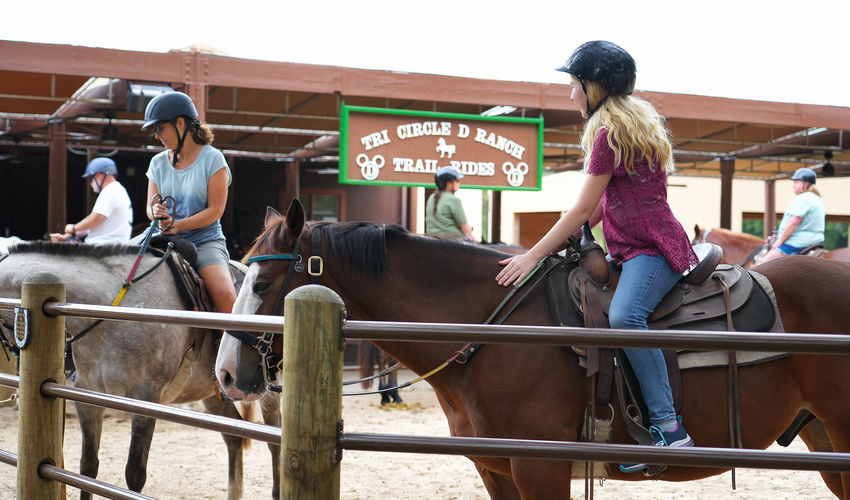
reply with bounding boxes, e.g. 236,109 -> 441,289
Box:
253,281 -> 272,294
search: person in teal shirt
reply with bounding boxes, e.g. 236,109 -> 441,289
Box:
762,167 -> 825,263
425,166 -> 474,242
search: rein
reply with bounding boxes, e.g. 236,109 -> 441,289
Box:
69,242 -> 174,344
225,232 -> 322,386
340,252 -> 565,397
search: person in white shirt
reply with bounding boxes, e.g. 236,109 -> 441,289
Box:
50,157 -> 133,244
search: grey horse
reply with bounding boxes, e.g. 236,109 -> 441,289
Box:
0,241 -> 279,500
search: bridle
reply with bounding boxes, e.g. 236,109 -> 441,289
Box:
225,230 -> 324,385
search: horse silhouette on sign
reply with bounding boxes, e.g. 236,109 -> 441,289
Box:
436,137 -> 456,159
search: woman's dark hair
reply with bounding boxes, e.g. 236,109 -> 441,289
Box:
185,118 -> 214,145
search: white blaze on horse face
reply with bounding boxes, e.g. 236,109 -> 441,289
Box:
215,264 -> 264,394
233,263 -> 263,315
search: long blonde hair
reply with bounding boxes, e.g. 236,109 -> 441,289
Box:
580,80 -> 673,175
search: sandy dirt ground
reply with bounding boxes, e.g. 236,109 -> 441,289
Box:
0,383 -> 836,500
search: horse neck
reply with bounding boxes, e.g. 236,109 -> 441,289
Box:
327,236 -> 553,376
711,229 -> 762,265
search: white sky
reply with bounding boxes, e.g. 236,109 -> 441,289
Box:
6,0 -> 850,108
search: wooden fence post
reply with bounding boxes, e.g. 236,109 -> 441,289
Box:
17,272 -> 65,500
280,284 -> 344,500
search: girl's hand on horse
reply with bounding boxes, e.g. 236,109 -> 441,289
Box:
496,252 -> 538,287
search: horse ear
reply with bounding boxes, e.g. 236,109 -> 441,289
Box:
265,206 -> 282,228
694,224 -> 701,236
284,198 -> 305,236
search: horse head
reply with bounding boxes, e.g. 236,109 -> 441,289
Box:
216,200 -> 312,401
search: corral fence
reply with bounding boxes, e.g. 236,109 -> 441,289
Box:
1,274 -> 850,499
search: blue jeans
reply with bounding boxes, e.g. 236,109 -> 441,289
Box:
609,254 -> 683,424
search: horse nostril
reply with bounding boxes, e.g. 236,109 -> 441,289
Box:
220,370 -> 234,389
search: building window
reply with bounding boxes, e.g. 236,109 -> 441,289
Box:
300,190 -> 345,222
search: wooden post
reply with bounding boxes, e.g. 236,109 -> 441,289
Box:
719,157 -> 735,230
280,285 -> 344,500
17,272 -> 65,500
764,179 -> 777,237
47,122 -> 67,233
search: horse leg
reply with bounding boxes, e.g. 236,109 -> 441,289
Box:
797,418 -> 845,498
259,392 -> 281,498
378,378 -> 391,405
75,401 -> 105,500
377,354 -> 390,406
474,463 -> 521,500
124,413 -> 157,493
201,396 -> 245,500
820,420 -> 850,500
511,458 -> 573,499
386,357 -> 403,404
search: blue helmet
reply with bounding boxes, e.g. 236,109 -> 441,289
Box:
435,166 -> 463,190
82,157 -> 117,178
790,167 -> 816,184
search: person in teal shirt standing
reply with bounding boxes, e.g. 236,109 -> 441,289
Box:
425,166 -> 474,242
761,167 -> 825,263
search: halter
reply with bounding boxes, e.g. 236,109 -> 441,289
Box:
225,231 -> 325,386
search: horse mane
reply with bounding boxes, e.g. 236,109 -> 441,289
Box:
249,219 -> 504,279
9,241 -> 139,259
709,227 -> 762,242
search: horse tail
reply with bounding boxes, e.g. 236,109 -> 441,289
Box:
357,340 -> 379,389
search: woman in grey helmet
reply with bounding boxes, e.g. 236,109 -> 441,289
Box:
425,166 -> 474,242
141,91 -> 237,314
761,167 -> 825,263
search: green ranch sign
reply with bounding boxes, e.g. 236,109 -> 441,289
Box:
339,104 -> 543,190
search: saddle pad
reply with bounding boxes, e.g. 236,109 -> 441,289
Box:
574,349 -> 788,371
677,350 -> 788,370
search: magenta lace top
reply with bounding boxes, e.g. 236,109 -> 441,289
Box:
587,128 -> 698,273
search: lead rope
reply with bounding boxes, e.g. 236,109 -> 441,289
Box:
342,258 -> 555,397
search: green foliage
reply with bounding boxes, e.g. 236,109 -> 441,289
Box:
824,222 -> 849,250
741,220 -> 763,238
741,218 -> 848,250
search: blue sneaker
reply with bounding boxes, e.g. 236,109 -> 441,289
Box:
619,421 -> 694,473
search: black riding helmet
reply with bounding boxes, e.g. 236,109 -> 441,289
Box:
142,91 -> 199,166
557,40 -> 636,118
434,166 -> 463,190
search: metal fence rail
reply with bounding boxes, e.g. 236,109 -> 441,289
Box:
3,297 -> 849,353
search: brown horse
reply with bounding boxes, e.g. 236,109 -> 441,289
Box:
691,225 -> 766,268
216,201 -> 850,499
692,225 -> 850,267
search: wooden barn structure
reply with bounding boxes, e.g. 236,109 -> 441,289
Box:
1,40 -> 848,254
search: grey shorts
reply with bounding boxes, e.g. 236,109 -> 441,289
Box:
196,239 -> 231,270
